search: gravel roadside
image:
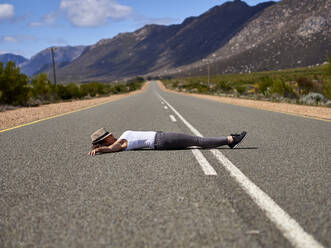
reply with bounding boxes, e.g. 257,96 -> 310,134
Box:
158,81 -> 331,121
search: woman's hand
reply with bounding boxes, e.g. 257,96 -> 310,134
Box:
88,141 -> 125,156
88,148 -> 99,156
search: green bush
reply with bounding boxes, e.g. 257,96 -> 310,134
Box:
0,61 -> 29,105
31,73 -> 54,100
80,83 -> 97,97
80,82 -> 105,97
271,80 -> 295,98
55,84 -> 72,100
326,57 -> 331,76
324,79 -> 331,99
235,85 -> 247,95
66,83 -> 81,99
111,84 -> 127,94
257,77 -> 273,95
297,77 -> 313,94
217,81 -> 232,93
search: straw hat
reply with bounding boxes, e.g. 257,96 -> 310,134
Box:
91,128 -> 112,144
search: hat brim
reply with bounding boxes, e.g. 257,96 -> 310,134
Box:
92,132 -> 112,144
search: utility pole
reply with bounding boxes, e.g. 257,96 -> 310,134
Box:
50,47 -> 57,85
202,54 -> 216,87
207,62 -> 210,85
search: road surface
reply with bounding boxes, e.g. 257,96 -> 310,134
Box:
1,81 -> 330,247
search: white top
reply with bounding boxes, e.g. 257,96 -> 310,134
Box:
118,130 -> 157,150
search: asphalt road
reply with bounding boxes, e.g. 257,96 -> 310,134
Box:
0,81 -> 330,248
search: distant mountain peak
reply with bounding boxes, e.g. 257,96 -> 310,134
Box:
0,53 -> 28,66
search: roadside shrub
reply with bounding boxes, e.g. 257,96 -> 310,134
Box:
300,92 -> 327,105
111,84 -> 126,94
297,77 -> 313,94
0,61 -> 29,105
324,79 -> 331,99
216,80 -> 232,93
270,80 -> 295,98
80,83 -> 97,97
235,85 -> 247,95
257,77 -> 273,95
326,57 -> 331,76
125,81 -> 141,91
30,73 -> 54,100
55,84 -> 72,100
197,83 -> 209,93
66,83 -> 81,99
80,82 -> 105,97
172,80 -> 179,88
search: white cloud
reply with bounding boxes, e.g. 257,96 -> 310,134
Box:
1,35 -> 36,43
1,36 -> 17,42
60,0 -> 132,27
29,11 -> 57,27
0,3 -> 15,20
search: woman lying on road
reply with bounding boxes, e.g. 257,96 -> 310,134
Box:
88,128 -> 247,156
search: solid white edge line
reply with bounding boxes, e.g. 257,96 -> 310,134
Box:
156,92 -> 324,248
169,115 -> 177,122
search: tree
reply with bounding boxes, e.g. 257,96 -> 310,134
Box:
31,73 -> 53,100
0,61 -> 29,105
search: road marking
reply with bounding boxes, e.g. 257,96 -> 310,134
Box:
169,115 -> 176,122
164,106 -> 168,109
156,92 -> 324,248
157,94 -> 217,176
191,149 -> 217,175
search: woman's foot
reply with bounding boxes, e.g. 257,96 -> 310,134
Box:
228,131 -> 247,149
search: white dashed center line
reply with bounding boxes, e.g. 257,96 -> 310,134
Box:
169,115 -> 176,122
164,106 -> 168,109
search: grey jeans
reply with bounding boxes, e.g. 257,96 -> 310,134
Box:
154,132 -> 228,150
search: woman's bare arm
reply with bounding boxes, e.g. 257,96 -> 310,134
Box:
88,139 -> 128,156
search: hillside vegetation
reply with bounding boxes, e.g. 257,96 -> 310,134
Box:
162,61 -> 331,106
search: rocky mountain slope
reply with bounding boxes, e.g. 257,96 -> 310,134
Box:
56,0 -> 274,82
162,0 -> 331,77
20,45 -> 86,77
0,54 -> 28,67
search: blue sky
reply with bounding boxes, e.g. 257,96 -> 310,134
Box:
0,0 -> 278,58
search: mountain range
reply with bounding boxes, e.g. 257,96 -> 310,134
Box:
20,46 -> 86,77
2,0 -> 330,82
0,54 -> 28,67
56,0 -> 276,82
161,0 -> 331,78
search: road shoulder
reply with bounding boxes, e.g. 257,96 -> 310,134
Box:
0,82 -> 150,132
158,81 -> 331,122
